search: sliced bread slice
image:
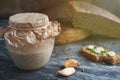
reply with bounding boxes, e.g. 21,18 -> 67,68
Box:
55,23 -> 90,44
81,45 -> 120,65
71,1 -> 120,38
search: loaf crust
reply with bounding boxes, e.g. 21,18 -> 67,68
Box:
55,24 -> 89,44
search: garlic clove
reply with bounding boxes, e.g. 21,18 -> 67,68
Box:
64,59 -> 80,68
58,67 -> 76,76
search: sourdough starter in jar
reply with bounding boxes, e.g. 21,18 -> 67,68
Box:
4,13 -> 61,70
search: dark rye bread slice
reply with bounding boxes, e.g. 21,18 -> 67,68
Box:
81,46 -> 100,62
81,46 -> 120,65
101,54 -> 120,65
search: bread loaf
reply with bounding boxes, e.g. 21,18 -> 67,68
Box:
55,23 -> 90,44
71,1 -> 120,38
43,2 -> 74,22
43,1 -> 91,44
43,0 -> 93,21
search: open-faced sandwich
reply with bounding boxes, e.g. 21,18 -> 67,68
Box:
81,45 -> 120,65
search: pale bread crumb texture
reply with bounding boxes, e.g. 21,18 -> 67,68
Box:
71,1 -> 120,38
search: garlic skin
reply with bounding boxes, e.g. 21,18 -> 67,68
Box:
64,59 -> 80,68
58,67 -> 76,76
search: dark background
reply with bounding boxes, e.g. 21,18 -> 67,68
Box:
0,0 -> 120,18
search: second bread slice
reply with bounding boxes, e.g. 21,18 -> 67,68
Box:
55,23 -> 90,44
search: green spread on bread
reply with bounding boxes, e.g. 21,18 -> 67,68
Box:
87,45 -> 116,56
